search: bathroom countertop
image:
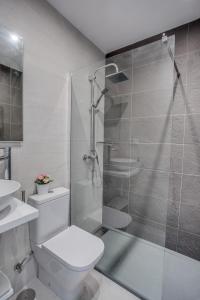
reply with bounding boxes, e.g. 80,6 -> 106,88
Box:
0,197 -> 38,234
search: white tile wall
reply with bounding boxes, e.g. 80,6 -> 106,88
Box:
0,0 -> 103,291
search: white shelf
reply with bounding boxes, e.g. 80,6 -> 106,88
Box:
108,197 -> 128,210
103,168 -> 141,178
0,197 -> 38,234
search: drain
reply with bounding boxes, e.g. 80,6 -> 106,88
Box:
16,289 -> 36,300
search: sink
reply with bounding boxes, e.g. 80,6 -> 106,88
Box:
0,197 -> 38,234
0,180 -> 21,212
0,180 -> 20,198
0,180 -> 38,234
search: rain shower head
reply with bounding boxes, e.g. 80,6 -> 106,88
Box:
90,63 -> 129,109
90,63 -> 128,83
106,71 -> 128,83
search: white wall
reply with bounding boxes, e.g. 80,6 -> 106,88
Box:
0,0 -> 103,291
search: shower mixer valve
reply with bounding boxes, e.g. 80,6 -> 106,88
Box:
82,153 -> 97,161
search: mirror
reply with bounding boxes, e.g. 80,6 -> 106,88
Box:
0,25 -> 23,142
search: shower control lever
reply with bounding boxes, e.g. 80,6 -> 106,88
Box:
82,153 -> 96,161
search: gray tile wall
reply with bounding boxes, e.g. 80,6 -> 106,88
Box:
104,19 -> 200,261
0,64 -> 23,141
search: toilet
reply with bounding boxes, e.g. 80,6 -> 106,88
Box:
28,187 -> 104,300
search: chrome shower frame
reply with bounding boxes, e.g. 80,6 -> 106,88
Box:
83,63 -> 120,182
88,63 -> 119,157
162,33 -> 180,78
83,63 -> 128,182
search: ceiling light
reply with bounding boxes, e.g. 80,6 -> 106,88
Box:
10,33 -> 19,42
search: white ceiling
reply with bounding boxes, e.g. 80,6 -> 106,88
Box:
47,0 -> 200,54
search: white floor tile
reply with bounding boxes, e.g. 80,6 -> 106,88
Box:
10,270 -> 139,300
10,277 -> 60,300
84,270 -> 140,300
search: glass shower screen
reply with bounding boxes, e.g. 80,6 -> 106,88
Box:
71,35 -> 176,300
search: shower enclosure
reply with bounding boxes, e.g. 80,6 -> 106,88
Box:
70,33 -> 200,300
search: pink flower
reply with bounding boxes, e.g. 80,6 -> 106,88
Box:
35,173 -> 53,185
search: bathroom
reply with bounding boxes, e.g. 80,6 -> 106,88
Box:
0,0 -> 200,299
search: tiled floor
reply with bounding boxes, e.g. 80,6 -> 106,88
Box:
10,270 -> 139,300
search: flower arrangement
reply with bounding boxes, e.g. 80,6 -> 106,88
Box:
35,174 -> 53,185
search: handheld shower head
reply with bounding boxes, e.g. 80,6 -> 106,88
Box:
93,87 -> 109,108
101,87 -> 109,95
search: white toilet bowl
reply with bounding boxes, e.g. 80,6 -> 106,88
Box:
28,188 -> 104,300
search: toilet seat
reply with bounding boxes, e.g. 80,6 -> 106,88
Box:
42,225 -> 104,272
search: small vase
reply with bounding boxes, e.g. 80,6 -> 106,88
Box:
36,183 -> 49,195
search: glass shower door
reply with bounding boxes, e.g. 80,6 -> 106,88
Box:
96,35 -> 176,300
70,35 -> 176,300
70,61 -> 105,233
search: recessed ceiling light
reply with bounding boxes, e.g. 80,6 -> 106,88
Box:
10,33 -> 19,42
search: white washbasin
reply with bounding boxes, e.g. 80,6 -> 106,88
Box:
0,180 -> 38,234
0,197 -> 38,234
0,180 -> 20,198
0,180 -> 21,212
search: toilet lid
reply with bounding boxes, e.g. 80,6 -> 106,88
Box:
42,225 -> 104,271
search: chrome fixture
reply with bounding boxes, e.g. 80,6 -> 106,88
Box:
83,153 -> 96,161
92,87 -> 109,109
14,251 -> 33,273
84,63 -> 128,182
162,32 -> 168,44
89,63 -> 118,80
89,63 -> 128,83
0,148 -> 11,180
21,190 -> 26,203
162,32 -> 180,78
106,70 -> 128,83
0,154 -> 9,161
